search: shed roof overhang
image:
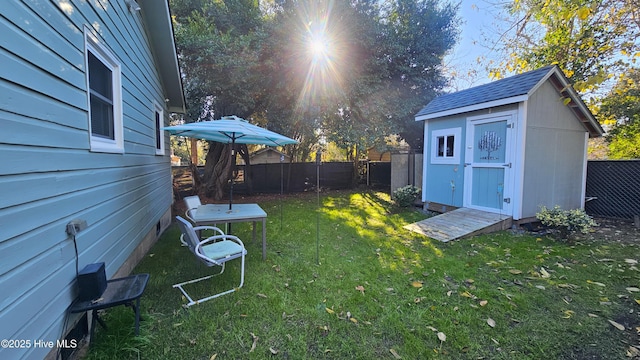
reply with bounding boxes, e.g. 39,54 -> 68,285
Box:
416,66 -> 604,138
139,0 -> 185,114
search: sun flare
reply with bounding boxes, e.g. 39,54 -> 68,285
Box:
292,4 -> 350,115
309,36 -> 328,58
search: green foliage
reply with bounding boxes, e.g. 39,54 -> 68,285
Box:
492,0 -> 639,95
599,68 -> 640,159
393,185 -> 421,207
536,205 -> 598,240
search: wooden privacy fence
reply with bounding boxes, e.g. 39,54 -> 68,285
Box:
238,162 -> 355,193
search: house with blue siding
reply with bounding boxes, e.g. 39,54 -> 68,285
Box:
415,66 -> 603,222
0,1 -> 184,358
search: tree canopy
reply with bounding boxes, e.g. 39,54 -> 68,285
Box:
487,0 -> 639,158
170,0 -> 459,197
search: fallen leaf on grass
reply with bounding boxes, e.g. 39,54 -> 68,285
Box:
608,320 -> 625,331
390,349 -> 402,359
625,259 -> 638,265
509,269 -> 522,275
626,287 -> 640,293
587,280 -> 606,287
355,285 -> 365,294
562,310 -> 575,318
635,299 -> 640,305
411,281 -> 423,288
269,347 -> 279,355
325,307 -> 335,314
487,318 -> 496,328
437,332 -> 447,342
540,267 -> 551,278
249,333 -> 258,353
479,300 -> 488,307
627,346 -> 640,358
427,326 -> 438,332
257,293 -> 268,298
535,285 -> 546,290
588,313 -> 599,318
210,354 -> 217,360
557,283 -> 579,289
350,317 -> 358,324
460,291 -> 476,299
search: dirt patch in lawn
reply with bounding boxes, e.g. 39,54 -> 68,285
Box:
588,217 -> 640,245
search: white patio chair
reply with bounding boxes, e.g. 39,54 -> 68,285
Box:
183,195 -> 202,222
173,216 -> 246,307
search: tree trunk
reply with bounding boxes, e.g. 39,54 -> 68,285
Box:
202,142 -> 232,200
189,161 -> 201,195
352,144 -> 362,187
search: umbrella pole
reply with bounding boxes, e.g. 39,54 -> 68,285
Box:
280,155 -> 284,230
229,137 -> 235,211
316,151 -> 321,265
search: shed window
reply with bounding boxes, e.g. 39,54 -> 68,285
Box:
86,30 -> 123,153
431,128 -> 461,164
437,135 -> 455,157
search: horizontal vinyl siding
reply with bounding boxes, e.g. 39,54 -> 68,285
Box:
0,1 -> 174,358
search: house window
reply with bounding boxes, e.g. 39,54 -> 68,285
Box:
86,30 -> 123,153
154,102 -> 164,155
431,128 -> 461,164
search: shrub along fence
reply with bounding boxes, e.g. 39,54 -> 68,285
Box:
585,160 -> 640,220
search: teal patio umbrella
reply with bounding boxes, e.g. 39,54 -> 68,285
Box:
165,115 -> 298,209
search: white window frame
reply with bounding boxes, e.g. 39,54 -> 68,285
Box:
154,101 -> 165,155
430,127 -> 461,164
85,29 -> 123,153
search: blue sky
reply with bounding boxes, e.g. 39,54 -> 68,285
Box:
444,0 -> 505,90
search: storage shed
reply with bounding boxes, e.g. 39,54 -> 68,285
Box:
415,66 -> 603,222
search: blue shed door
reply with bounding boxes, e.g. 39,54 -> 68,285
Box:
463,112 -> 515,215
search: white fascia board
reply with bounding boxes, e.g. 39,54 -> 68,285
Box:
414,95 -> 529,122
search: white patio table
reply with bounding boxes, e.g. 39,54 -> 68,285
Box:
192,203 -> 267,260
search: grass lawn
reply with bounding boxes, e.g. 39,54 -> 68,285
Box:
85,190 -> 639,359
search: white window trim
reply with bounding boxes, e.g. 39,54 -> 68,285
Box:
154,101 -> 165,155
430,127 -> 461,165
85,29 -> 124,153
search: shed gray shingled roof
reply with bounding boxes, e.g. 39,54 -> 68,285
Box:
416,66 -> 554,118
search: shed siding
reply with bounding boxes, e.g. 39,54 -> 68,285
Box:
424,116 -> 466,206
0,1 -> 173,358
521,81 -> 588,217
423,105 -> 518,208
